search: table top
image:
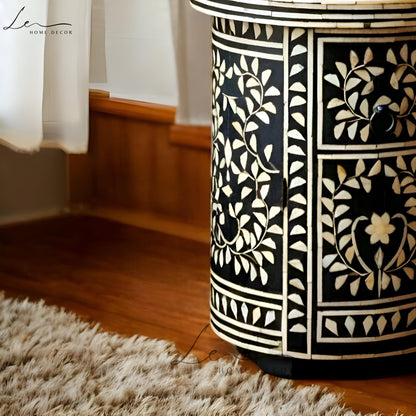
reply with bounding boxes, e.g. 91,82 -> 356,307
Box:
271,0 -> 415,3
190,0 -> 416,28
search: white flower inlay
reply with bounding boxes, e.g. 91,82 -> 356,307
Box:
365,213 -> 396,245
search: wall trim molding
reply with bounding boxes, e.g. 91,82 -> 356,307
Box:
169,124 -> 211,150
89,90 -> 176,124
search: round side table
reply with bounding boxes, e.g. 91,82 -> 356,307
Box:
191,0 -> 416,378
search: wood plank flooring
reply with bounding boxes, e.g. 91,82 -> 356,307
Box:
0,215 -> 415,415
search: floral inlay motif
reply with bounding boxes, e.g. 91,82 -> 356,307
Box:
321,155 -> 416,298
324,43 -> 416,142
211,48 -> 283,286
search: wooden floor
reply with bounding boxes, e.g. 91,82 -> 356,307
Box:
0,215 -> 415,415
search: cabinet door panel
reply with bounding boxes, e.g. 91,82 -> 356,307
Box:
210,18 -> 285,355
318,35 -> 416,150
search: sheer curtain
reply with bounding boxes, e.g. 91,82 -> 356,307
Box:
0,0 -> 91,153
169,0 -> 211,126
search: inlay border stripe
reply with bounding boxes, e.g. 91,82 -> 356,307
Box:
317,302 -> 416,343
211,279 -> 283,310
211,270 -> 283,301
212,39 -> 284,61
211,313 -> 282,345
212,27 -> 284,50
210,322 -> 283,355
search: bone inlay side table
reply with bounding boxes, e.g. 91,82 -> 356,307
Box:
191,0 -> 416,377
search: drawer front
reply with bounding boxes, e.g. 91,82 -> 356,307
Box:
319,34 -> 416,150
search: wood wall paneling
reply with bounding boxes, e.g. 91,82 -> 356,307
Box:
68,92 -> 211,241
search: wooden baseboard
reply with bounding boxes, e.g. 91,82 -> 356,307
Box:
169,124 -> 211,150
0,209 -> 70,228
72,204 -> 210,243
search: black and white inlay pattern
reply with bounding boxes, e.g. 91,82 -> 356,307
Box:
210,18 -> 285,355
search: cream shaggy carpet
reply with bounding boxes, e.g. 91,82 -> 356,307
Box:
0,294 -> 376,416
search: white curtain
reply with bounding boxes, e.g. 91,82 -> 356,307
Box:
169,0 -> 211,126
0,0 -> 91,153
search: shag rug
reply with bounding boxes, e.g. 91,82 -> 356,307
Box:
0,294 -> 376,416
